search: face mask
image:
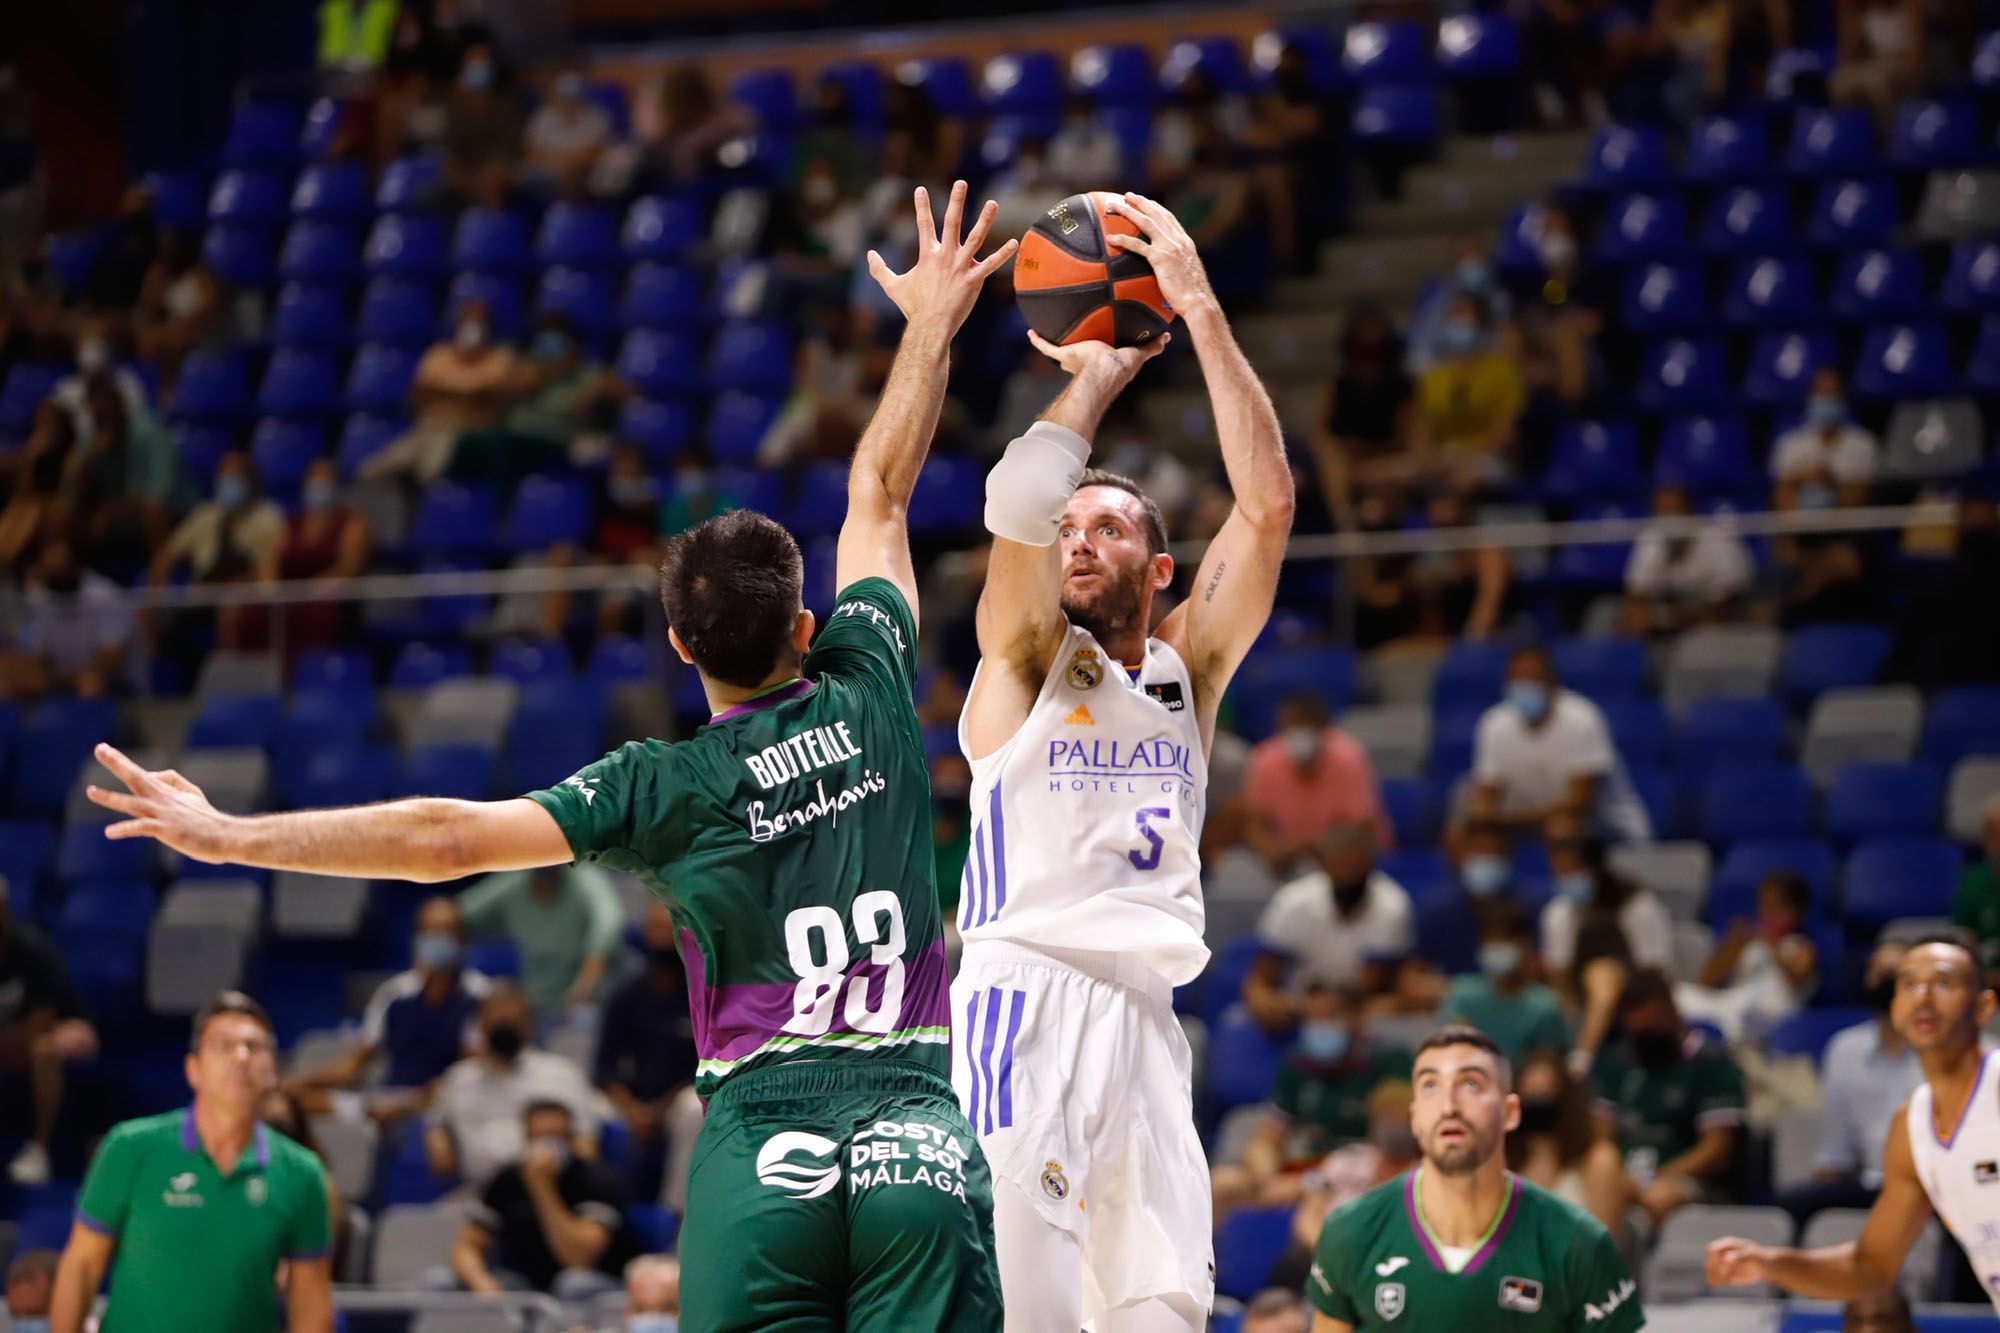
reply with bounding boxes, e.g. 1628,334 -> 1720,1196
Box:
414,931 -> 460,970
802,172 -> 838,208
1298,1022 -> 1350,1063
216,476 -> 249,508
1538,232 -> 1577,270
1478,941 -> 1523,978
1436,317 -> 1480,356
1516,1097 -> 1562,1135
1463,855 -> 1509,897
462,60 -> 494,91
628,1317 -> 679,1333
303,479 -> 336,511
532,329 -> 571,362
1508,681 -> 1551,724
1283,726 -> 1320,766
12,1318 -> 50,1333
1456,258 -> 1492,291
1807,394 -> 1846,429
1760,911 -> 1799,941
529,1134 -> 571,1169
1795,482 -> 1836,511
1371,1120 -> 1420,1160
486,1023 -> 525,1059
609,476 -> 659,508
1867,976 -> 1897,1013
1330,877 -> 1370,913
77,338 -> 110,375
455,320 -> 488,351
1631,1029 -> 1681,1070
1556,871 -> 1595,905
556,72 -> 586,102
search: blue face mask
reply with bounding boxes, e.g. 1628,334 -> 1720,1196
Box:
1456,258 -> 1492,291
1556,871 -> 1596,904
1463,854 -> 1510,897
1477,941 -> 1523,977
216,476 -> 249,508
1795,482 -> 1836,511
628,1317 -> 679,1333
414,931 -> 460,970
556,73 -> 586,102
13,1320 -> 50,1333
532,329 -> 571,362
1507,681 -> 1551,724
303,479 -> 336,511
1807,394 -> 1846,429
462,60 -> 494,91
1437,317 -> 1481,356
1298,1022 -> 1350,1063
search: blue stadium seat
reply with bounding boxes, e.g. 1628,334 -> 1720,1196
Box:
1657,414 -> 1757,497
908,455 -> 984,538
818,61 -> 885,128
1701,184 -> 1791,256
334,413 -> 403,479
1233,645 -> 1358,738
61,934 -> 144,1017
1891,97 -> 1980,169
451,207 -> 530,276
0,819 -> 57,910
621,195 -> 702,265
177,425 -> 236,485
1252,26 -> 1343,95
1788,107 -> 1878,176
1070,43 -> 1154,104
357,280 -> 437,350
1720,255 -> 1817,328
1554,638 -> 1648,701
0,362 -> 64,437
169,349 -> 253,426
536,201 -> 618,271
1711,836 -> 1838,923
1828,247 -> 1927,322
1977,30 -> 2000,88
729,68 -> 798,133
1426,703 -> 1484,784
1942,240 -> 2000,314
1744,330 -> 1839,407
363,214 -> 446,281
1853,322 -> 1959,399
1378,778 -> 1434,844
1547,419 -> 1646,500
1435,14 -> 1520,78
1207,1010 -> 1285,1114
56,881 -> 153,938
375,156 -> 441,214
1967,316 -> 2000,394
1843,837 -> 1963,927
389,643 -> 470,693
1635,338 -> 1731,412
1581,125 -> 1673,190
277,221 -> 359,286
1700,766 -> 1813,843
1163,37 -> 1251,94
535,267 -> 615,345
407,483 -> 497,560
627,1204 -> 679,1256
1807,177 -> 1896,247
499,717 -> 601,795
1620,259 -> 1707,335
490,640 -> 573,686
982,51 -> 1062,118
784,461 -> 850,539
705,391 -> 784,464
248,419 -> 322,503
290,161 -> 367,223
1215,1205 -> 1293,1301
1342,22 -> 1432,83
501,475 -> 592,552
1550,501 -> 1642,587
1766,1006 -> 1873,1064
897,58 -> 977,118
445,273 -> 525,339
1678,696 -> 1788,777
1382,848 -> 1455,906
589,635 -> 659,683
145,169 -> 207,231
1826,762 -> 1940,842
621,264 -> 703,332
1431,640 -> 1511,708
223,100 -> 300,171
258,350 -> 342,421
708,322 -> 794,395
617,397 -> 694,465
279,744 -> 393,809
293,647 -> 373,694
208,170 -> 288,228
1603,697 -> 1670,765
1924,686 -> 2000,768
201,224 -> 276,288
1596,194 -> 1688,264
56,823 -> 152,887
618,329 -> 701,399
1780,625 -> 1891,703
270,284 -> 348,352
1352,85 -> 1437,143
1687,113 -> 1770,183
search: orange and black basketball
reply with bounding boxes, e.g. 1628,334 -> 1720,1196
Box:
1013,191 -> 1176,348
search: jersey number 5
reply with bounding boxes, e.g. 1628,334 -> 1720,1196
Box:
782,892 -> 908,1038
1128,807 -> 1172,872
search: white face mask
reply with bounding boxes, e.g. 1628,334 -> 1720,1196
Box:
455,320 -> 488,351
1282,726 -> 1321,766
627,1317 -> 678,1333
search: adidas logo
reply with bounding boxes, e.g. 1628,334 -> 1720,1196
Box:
1064,705 -> 1095,726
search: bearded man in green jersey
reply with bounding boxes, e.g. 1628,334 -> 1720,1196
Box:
84,181 -> 1017,1331
1307,1025 -> 1644,1332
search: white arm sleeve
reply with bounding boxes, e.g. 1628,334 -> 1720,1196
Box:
984,420 -> 1091,547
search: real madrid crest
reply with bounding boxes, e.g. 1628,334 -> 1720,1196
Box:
1374,1282 -> 1405,1320
1040,1160 -> 1069,1200
1067,648 -> 1104,691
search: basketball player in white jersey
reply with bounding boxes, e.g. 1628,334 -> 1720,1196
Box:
955,191 -> 1295,1332
1708,932 -> 2000,1309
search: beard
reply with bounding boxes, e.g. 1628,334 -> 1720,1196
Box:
1422,1119 -> 1500,1176
1060,560 -> 1149,644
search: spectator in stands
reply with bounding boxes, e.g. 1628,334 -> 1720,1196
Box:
7,1249 -> 55,1325
756,305 -> 869,469
427,983 -> 604,1187
148,451 -> 286,663
448,1100 -> 638,1301
360,298 -> 522,488
0,402 -> 75,573
1772,368 -> 1879,511
0,531 -> 136,700
1255,41 -> 1337,274
1469,644 -> 1652,845
645,65 -> 753,186
1541,812 -> 1672,1072
50,330 -> 149,448
1242,690 -> 1393,878
788,76 -> 873,213
1952,795 -> 2000,980
1841,1286 -> 1915,1333
931,751 -> 973,924
1241,985 -> 1411,1174
1240,1288 -> 1310,1333
1151,66 -> 1253,194
1506,1049 -> 1632,1242
1830,0 -> 1924,125
458,864 -> 625,1028
1407,240 -> 1512,377
64,376 -> 184,583
1409,291 -> 1524,496
1778,938 -> 1921,1224
0,883 -> 97,1186
660,444 -> 739,538
133,228 -> 224,385
881,79 -> 964,189
264,458 -> 371,665
288,896 -> 490,1121
1634,0 -> 1736,122
1623,482 -> 1755,634
1253,1082 -> 1420,1290
317,0 -> 396,72
987,135 -> 1061,243
1885,488 -> 2000,688
1591,968 -> 1746,1224
258,1088 -> 348,1272
594,902 -> 701,1209
1521,0 -> 1617,126
1046,93 -> 1122,194
462,312 -> 625,490
1243,822 -> 1415,1031
82,186 -> 158,311
525,68 -> 613,199
1676,869 -> 1818,1042
1440,899 -> 1570,1067
1349,489 -> 1512,652
441,40 -> 525,207
591,443 -> 664,567
1306,303 -> 1414,526
610,1254 -> 681,1332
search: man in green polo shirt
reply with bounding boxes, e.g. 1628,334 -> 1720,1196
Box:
51,991 -> 333,1333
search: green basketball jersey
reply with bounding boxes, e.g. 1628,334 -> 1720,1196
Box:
1308,1169 -> 1643,1332
527,578 -> 946,1099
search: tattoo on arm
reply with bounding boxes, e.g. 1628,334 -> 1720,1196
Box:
1204,561 -> 1227,602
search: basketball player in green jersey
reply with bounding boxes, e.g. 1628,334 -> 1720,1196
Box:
1308,1026 -> 1645,1332
84,181 -> 1018,1331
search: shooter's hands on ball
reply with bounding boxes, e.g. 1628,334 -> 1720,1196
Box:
1026,327 -> 1169,382
867,180 -> 1018,330
1705,1237 -> 1772,1288
1105,191 -> 1218,318
86,742 -> 234,862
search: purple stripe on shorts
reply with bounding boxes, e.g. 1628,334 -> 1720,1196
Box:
977,986 -> 1004,1135
996,989 -> 1025,1129
989,782 -> 1008,919
963,990 -> 984,1131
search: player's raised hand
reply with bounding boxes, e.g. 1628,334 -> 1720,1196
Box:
85,742 -> 237,862
1105,192 -> 1216,318
866,180 -> 1018,331
1705,1237 -> 1771,1288
1026,328 -> 1169,382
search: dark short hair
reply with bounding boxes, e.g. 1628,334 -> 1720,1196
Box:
522,1098 -> 575,1126
1075,468 -> 1168,557
1479,896 -> 1535,941
1278,689 -> 1330,725
1412,1024 -> 1512,1089
190,990 -> 274,1051
6,1249 -> 57,1286
1903,928 -> 1985,982
1507,642 -> 1555,676
1618,967 -> 1677,1016
659,508 -> 805,690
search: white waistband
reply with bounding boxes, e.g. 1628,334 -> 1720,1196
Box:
960,938 -> 1176,1008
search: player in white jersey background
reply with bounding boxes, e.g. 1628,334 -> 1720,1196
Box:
956,190 -> 1295,1332
1707,932 -> 2000,1310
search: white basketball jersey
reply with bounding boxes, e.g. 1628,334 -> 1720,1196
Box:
956,622 -> 1210,986
1906,1048 -> 2000,1308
